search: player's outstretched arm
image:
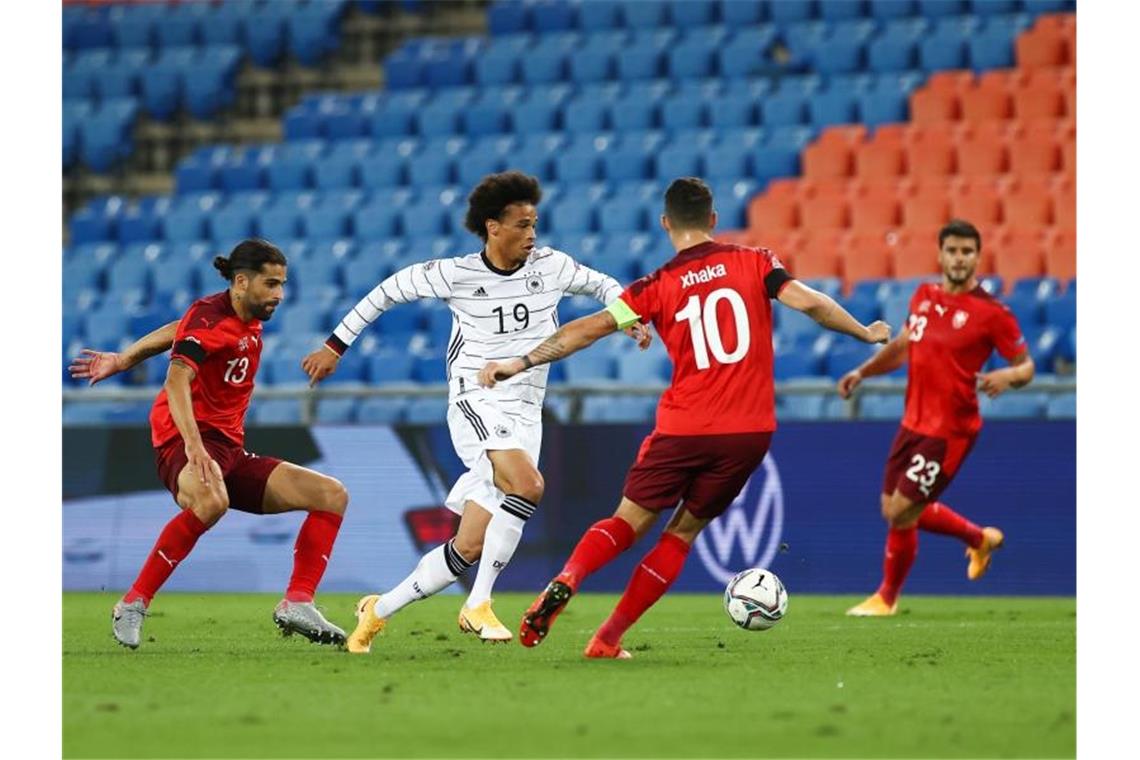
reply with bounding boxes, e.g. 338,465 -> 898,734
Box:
977,353 -> 1035,398
478,310 -> 619,388
68,320 -> 179,385
838,331 -> 910,399
777,281 -> 890,344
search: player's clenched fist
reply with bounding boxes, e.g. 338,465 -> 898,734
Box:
864,321 -> 891,344
301,347 -> 340,387
837,370 -> 863,400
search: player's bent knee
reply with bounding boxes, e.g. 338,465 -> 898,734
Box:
185,491 -> 229,526
453,536 -> 482,563
319,477 -> 349,515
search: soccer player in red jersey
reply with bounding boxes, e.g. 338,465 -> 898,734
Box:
839,219 -> 1036,616
69,240 -> 350,648
477,178 -> 891,658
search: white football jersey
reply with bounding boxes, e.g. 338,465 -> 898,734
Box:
332,246 -> 624,423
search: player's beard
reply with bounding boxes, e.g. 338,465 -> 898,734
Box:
251,299 -> 280,321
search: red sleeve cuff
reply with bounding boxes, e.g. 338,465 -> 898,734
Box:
325,334 -> 348,357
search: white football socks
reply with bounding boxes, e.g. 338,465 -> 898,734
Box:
373,539 -> 473,620
465,494 -> 537,609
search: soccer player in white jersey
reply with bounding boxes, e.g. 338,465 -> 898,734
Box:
301,171 -> 649,650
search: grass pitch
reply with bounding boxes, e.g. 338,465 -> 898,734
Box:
63,592 -> 1074,759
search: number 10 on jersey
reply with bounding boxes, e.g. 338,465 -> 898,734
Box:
675,287 -> 751,370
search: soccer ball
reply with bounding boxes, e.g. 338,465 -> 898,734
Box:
723,568 -> 788,631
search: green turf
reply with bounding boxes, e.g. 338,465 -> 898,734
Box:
63,592 -> 1074,759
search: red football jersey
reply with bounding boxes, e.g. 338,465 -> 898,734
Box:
150,291 -> 264,448
902,282 -> 1026,438
610,241 -> 792,436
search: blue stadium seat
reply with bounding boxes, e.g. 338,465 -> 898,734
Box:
761,92 -> 808,126
162,206 -> 208,242
266,154 -> 314,192
919,33 -> 968,71
773,349 -> 824,380
580,395 -> 658,423
359,152 -> 407,188
548,198 -> 596,234
1011,277 -> 1060,300
660,94 -> 706,131
718,29 -> 779,79
512,94 -> 561,133
253,399 -> 304,423
825,342 -> 877,380
287,3 -> 346,67
302,206 -> 351,240
521,46 -> 567,85
869,0 -> 917,20
917,0 -> 967,17
1004,293 -> 1042,328
809,90 -> 859,128
156,5 -> 202,48
257,206 -> 302,241
860,394 -> 905,420
616,40 -> 664,80
868,34 -> 917,72
475,45 -> 522,86
668,38 -> 716,79
561,97 -> 609,133
399,202 -> 451,238
779,394 -> 826,421
1044,292 -> 1076,332
597,196 -> 647,233
352,200 -> 407,242
404,398 -> 448,425
859,87 -> 910,127
564,351 -> 616,382
703,144 -> 751,181
813,38 -> 864,74
554,146 -> 602,183
983,393 -> 1049,420
615,348 -> 670,384
314,398 -> 358,424
152,256 -> 196,299
654,142 -> 703,178
621,0 -> 669,28
601,145 -> 651,183
110,10 -> 155,50
455,149 -> 505,187
200,7 -> 243,46
1045,393 -> 1076,420
209,206 -> 256,242
279,302 -> 329,335
463,98 -> 510,136
356,397 -> 407,424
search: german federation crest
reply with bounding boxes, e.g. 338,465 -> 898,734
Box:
525,273 -> 544,294
693,455 -> 785,585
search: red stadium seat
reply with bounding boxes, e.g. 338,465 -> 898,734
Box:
1016,30 -> 1068,69
910,88 -> 959,123
902,194 -> 951,227
849,194 -> 900,231
854,141 -> 906,179
993,236 -> 1046,286
1051,186 -> 1075,230
903,122 -> 956,145
955,138 -> 1008,176
802,142 -> 854,180
797,178 -> 850,199
905,141 -> 956,178
959,87 -> 1012,123
976,70 -> 1019,93
951,190 -> 1003,226
890,243 -> 941,280
798,195 -> 849,229
926,71 -> 974,94
871,124 -> 907,145
842,244 -> 892,285
1002,191 -> 1053,227
764,178 -> 800,199
792,236 -> 842,278
1044,228 -> 1076,281
816,125 -> 869,147
1008,138 -> 1061,175
1013,86 -> 1065,120
747,193 -> 799,231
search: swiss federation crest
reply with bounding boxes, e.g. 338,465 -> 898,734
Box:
918,300 -> 931,314
952,309 -> 969,329
237,336 -> 250,353
525,272 -> 544,294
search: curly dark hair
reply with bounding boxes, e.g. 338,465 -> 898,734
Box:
463,171 -> 543,240
213,238 -> 287,282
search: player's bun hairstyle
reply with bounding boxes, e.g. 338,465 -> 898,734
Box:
464,171 -> 542,241
664,177 -> 714,230
939,219 -> 983,250
213,239 -> 287,282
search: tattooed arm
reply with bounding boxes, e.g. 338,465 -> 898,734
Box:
477,310 -> 619,388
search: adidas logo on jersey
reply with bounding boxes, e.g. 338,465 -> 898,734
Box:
680,263 -> 727,288
473,287 -> 488,297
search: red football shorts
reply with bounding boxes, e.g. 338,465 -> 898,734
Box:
881,425 -> 977,504
154,428 -> 282,514
623,431 -> 773,520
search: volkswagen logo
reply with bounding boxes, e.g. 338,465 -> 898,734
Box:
693,454 -> 784,585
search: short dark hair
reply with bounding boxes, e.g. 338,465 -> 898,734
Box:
664,177 -> 714,230
213,239 -> 287,282
938,219 -> 982,250
464,171 -> 543,240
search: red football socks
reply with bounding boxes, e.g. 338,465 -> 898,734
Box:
285,511 -> 343,603
123,509 -> 209,606
877,526 -> 918,606
559,516 -> 636,591
596,532 -> 690,646
918,501 -> 984,549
